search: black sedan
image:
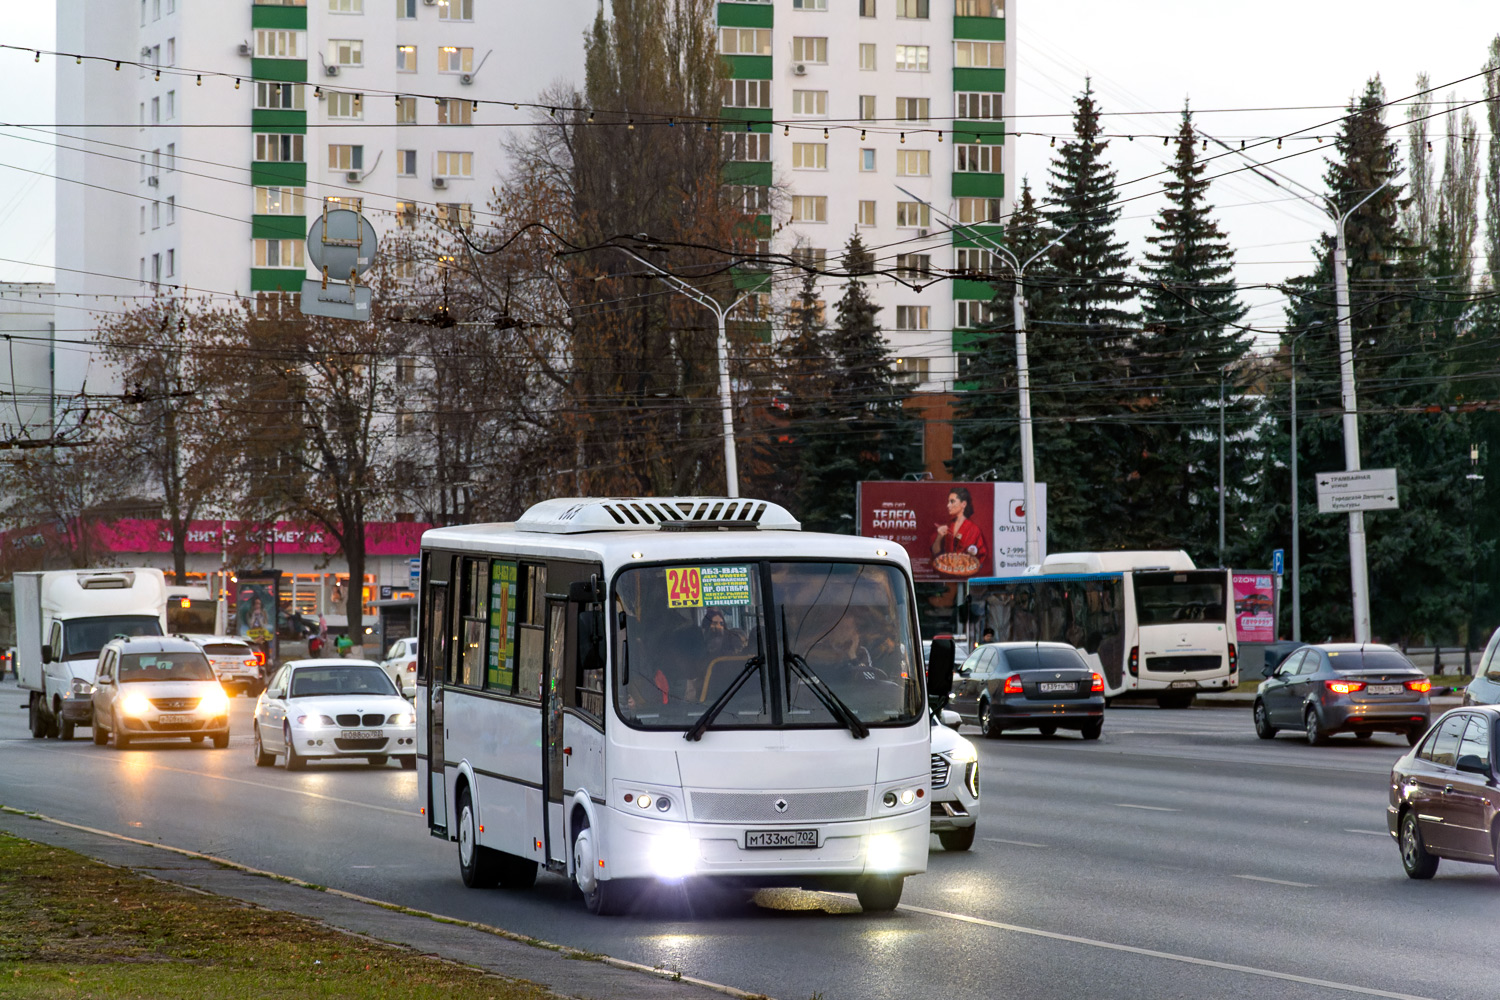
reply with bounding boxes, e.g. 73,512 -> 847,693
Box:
1388,706 -> 1500,878
1253,642 -> 1430,745
1460,627 -> 1500,706
948,641 -> 1104,739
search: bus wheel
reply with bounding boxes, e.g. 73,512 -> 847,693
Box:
573,819 -> 628,915
456,786 -> 500,888
855,875 -> 904,912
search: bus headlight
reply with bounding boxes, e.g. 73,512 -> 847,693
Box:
866,833 -> 903,872
647,829 -> 697,881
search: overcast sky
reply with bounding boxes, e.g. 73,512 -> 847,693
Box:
1,1 -> 1495,343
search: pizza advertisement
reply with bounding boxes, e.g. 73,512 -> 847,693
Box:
857,481 -> 999,583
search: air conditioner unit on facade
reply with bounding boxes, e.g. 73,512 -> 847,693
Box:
146,176 -> 159,187
346,171 -> 362,183
237,42 -> 252,57
432,177 -> 448,189
917,228 -> 928,237
459,73 -> 473,85
423,0 -> 437,5
325,64 -> 340,76
793,63 -> 807,76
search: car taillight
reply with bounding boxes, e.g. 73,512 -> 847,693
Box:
252,650 -> 266,667
1090,672 -> 1105,693
243,658 -> 257,668
1325,680 -> 1365,694
1128,646 -> 1139,677
1406,679 -> 1432,693
1227,643 -> 1237,670
1002,675 -> 1023,694
406,659 -> 417,674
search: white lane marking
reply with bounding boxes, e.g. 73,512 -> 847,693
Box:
1344,829 -> 1389,837
897,902 -> 1437,1000
982,837 -> 1049,848
1113,803 -> 1180,812
1232,874 -> 1316,888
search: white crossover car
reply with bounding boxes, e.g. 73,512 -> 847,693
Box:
181,634 -> 262,696
90,636 -> 231,749
930,709 -> 980,850
380,636 -> 419,699
252,658 -> 417,770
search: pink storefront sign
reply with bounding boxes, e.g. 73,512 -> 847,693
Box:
90,519 -> 432,556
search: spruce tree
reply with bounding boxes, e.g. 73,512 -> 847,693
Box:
794,234 -> 920,532
1134,108 -> 1251,562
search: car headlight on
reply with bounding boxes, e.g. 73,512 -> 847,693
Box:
866,833 -> 903,872
946,741 -> 978,764
647,829 -> 697,881
296,714 -> 336,726
198,688 -> 230,716
121,692 -> 153,717
387,712 -> 414,726
965,760 -> 980,799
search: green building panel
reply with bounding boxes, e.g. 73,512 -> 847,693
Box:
733,269 -> 772,292
952,330 -> 983,352
953,16 -> 1005,41
724,160 -> 773,186
722,54 -> 772,80
251,162 -> 307,187
951,226 -> 1004,248
251,215 -> 307,240
720,106 -> 772,128
952,120 -> 1005,143
952,173 -> 1004,198
251,4 -> 307,29
951,278 -> 996,300
953,68 -> 1005,93
252,58 -> 306,83
717,2 -> 773,28
250,268 -> 305,293
252,109 -> 306,133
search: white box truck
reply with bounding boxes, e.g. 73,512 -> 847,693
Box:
17,568 -> 168,739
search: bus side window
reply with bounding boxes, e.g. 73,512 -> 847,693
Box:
419,552 -> 451,686
515,564 -> 547,702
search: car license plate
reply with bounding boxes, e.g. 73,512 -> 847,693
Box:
746,829 -> 818,849
158,713 -> 193,724
1169,680 -> 1197,689
340,729 -> 383,740
1367,684 -> 1403,695
1039,682 -> 1073,693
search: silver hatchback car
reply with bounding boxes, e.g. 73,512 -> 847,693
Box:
90,636 -> 231,749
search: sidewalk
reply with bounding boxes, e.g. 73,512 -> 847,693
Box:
0,807 -> 764,1000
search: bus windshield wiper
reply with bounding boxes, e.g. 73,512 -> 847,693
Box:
784,651 -> 870,739
684,654 -> 763,742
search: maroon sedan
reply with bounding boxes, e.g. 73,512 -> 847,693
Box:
1388,706 -> 1500,878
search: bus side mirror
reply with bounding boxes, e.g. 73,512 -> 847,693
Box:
568,580 -> 601,605
576,610 -> 606,674
927,637 -> 956,711
41,644 -> 53,664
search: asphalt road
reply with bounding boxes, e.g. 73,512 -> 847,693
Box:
2,679 -> 1495,1000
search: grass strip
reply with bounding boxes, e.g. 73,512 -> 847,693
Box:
0,832 -> 555,1000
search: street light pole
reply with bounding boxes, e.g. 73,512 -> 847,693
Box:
1218,368 -> 1226,565
612,246 -> 750,498
1287,329 -> 1312,643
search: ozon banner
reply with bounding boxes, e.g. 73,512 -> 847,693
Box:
857,481 -> 1047,583
1233,572 -> 1276,642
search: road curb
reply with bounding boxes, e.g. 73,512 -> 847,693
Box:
0,805 -> 772,1000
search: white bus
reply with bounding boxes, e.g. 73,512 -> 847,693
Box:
967,551 -> 1238,707
416,497 -> 932,914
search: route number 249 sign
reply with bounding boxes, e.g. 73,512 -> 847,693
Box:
667,567 -> 703,608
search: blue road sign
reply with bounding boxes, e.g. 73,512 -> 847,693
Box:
409,557 -> 421,586
1272,549 -> 1285,576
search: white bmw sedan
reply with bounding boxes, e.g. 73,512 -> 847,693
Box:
252,659 -> 417,770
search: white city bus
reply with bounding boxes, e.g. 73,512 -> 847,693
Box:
416,497 -> 932,914
967,551 -> 1238,707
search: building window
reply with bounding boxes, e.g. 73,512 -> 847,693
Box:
956,0 -> 1004,15
956,92 -> 1003,120
896,0 -> 929,17
139,206 -> 146,234
167,38 -> 175,65
329,0 -> 362,10
396,0 -> 416,18
792,90 -> 828,116
396,45 -> 417,72
791,246 -> 827,269
436,202 -> 473,229
151,253 -> 161,284
396,201 -> 417,228
791,0 -> 826,8
860,0 -> 876,15
723,132 -> 771,161
150,97 -> 160,124
253,239 -> 306,268
955,40 -> 1004,68
727,185 -> 770,214
792,142 -> 827,170
892,357 -> 929,385
325,195 -> 363,213
895,201 -> 931,228
166,195 -> 175,224
896,254 -> 931,278
255,187 -> 306,215
328,144 -> 365,170
956,197 -> 1003,223
858,199 -> 876,226
791,195 -> 827,223
434,150 -> 473,177
395,96 -> 417,124
166,143 -> 175,170
956,247 -> 998,275
396,356 -> 417,382
791,37 -> 827,64
329,39 -> 363,67
859,148 -> 876,171
719,28 -> 771,55
437,98 -> 473,125
896,97 -> 930,122
327,91 -> 362,119
256,82 -> 306,110
859,43 -> 876,71
151,200 -> 160,229
955,144 -> 1002,173
166,249 -> 175,277
895,45 -> 929,72
254,134 -> 304,162
437,0 -> 473,19
397,149 -> 417,176
165,91 -> 175,119
255,29 -> 303,58
956,300 -> 998,328
439,46 -> 473,73
896,149 -> 930,176
859,95 -> 876,121
895,306 -> 931,330
722,79 -> 771,108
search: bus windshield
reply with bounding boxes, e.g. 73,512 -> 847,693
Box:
1132,572 -> 1226,624
613,561 -> 923,732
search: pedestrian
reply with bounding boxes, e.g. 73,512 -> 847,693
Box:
981,627 -> 995,644
335,633 -> 353,658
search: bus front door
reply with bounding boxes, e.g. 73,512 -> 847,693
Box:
424,582 -> 449,838
542,599 -> 569,869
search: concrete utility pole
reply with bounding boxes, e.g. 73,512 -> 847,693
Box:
896,186 -> 1070,565
612,246 -> 750,498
